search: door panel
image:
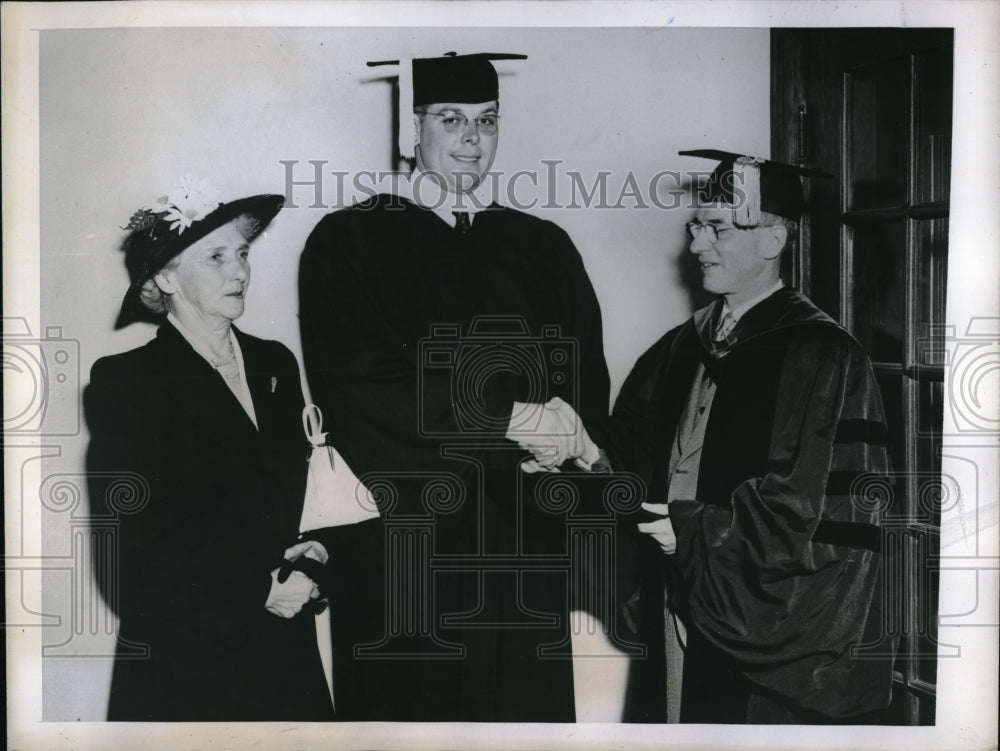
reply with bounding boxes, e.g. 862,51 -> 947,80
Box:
771,28 -> 952,726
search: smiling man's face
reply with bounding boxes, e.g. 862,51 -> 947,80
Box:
688,204 -> 786,308
414,100 -> 499,195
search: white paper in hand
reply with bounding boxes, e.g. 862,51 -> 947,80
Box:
299,405 -> 381,532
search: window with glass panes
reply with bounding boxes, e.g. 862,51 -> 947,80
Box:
771,28 -> 952,725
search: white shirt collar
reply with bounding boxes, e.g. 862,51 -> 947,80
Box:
723,280 -> 785,323
397,167 -> 495,228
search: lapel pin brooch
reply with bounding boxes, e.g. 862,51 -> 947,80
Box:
271,376 -> 277,393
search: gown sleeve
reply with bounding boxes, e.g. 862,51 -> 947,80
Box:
589,329 -> 678,491
669,330 -> 892,712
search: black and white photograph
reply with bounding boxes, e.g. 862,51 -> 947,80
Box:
3,2 -> 998,750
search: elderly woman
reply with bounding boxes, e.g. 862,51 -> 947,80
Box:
85,177 -> 333,721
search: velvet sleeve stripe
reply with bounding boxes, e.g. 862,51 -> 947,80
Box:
812,520 -> 882,553
834,419 -> 888,446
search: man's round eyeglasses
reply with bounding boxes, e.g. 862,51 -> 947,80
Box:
424,111 -> 500,135
685,221 -> 741,244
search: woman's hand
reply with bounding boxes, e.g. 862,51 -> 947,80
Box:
264,540 -> 330,618
265,570 -> 319,618
283,539 -> 329,565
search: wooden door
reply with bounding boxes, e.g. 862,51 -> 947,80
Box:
772,28 -> 953,725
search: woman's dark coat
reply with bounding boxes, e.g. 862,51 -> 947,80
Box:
85,321 -> 332,721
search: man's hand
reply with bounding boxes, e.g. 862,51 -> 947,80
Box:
506,399 -> 572,468
636,502 -> 676,555
506,397 -> 601,471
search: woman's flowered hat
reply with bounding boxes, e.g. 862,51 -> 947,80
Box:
115,175 -> 284,328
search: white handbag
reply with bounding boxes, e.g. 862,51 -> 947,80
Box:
298,404 -> 380,532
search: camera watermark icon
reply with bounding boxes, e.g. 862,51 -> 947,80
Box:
2,317 -> 81,436
916,317 -> 999,436
417,316 -> 579,437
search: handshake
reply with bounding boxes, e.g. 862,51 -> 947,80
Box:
505,396 -> 602,472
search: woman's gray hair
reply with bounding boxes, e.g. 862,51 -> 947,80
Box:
136,255 -> 181,316
135,215 -> 257,316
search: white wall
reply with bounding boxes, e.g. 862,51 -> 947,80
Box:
37,26 -> 770,720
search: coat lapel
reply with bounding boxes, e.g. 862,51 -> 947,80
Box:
153,322 -> 299,472
234,326 -> 280,436
155,322 -> 259,442
233,327 -> 307,482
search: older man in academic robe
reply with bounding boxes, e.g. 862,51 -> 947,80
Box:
524,150 -> 896,724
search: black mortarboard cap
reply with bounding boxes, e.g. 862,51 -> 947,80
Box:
679,149 -> 832,227
368,52 -> 527,158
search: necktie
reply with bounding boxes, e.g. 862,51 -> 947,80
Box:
453,211 -> 471,236
714,309 -> 737,344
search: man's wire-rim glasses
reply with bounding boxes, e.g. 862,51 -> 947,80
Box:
685,221 -> 756,244
423,110 -> 500,135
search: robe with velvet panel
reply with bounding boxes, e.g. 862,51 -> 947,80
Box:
298,195 -> 610,722
84,322 -> 333,721
592,288 -> 895,723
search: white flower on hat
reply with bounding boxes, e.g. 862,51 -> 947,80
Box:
146,174 -> 222,234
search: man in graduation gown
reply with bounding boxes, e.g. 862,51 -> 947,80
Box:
527,151 -> 896,723
298,53 -> 610,722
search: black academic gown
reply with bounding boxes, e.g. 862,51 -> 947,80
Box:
298,195 -> 610,722
84,322 -> 333,721
592,288 -> 896,723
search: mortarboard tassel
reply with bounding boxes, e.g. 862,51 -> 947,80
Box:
398,57 -> 415,160
733,156 -> 763,227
